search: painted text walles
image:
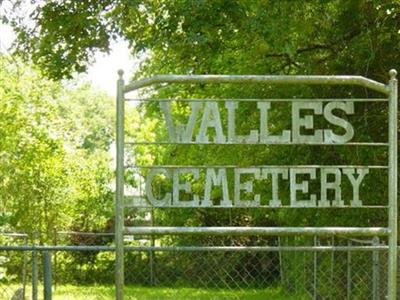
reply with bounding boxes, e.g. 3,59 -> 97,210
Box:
162,101 -> 355,144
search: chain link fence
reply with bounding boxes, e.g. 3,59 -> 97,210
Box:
0,234 -> 30,300
0,232 -> 397,300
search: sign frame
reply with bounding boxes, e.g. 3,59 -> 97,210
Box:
115,71 -> 397,300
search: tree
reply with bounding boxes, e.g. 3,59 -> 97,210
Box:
2,0 -> 399,230
0,55 -> 114,241
2,1 -> 399,80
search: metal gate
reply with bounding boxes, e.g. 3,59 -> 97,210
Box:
115,71 -> 398,299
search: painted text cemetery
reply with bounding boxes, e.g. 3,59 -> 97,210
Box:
134,100 -> 372,208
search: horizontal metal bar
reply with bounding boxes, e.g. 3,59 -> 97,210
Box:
0,245 -> 114,251
346,237 -> 376,245
124,227 -> 389,237
125,141 -> 389,146
123,75 -> 389,95
124,98 -> 389,103
125,165 -> 388,169
0,232 -> 28,237
123,201 -> 389,209
57,231 -> 114,236
0,245 -> 390,252
133,245 -> 388,252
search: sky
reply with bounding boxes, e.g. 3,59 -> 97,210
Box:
0,23 -> 139,97
81,40 -> 140,96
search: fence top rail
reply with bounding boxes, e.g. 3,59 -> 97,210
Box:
122,74 -> 390,95
57,231 -> 114,236
124,226 -> 390,237
0,245 -> 391,252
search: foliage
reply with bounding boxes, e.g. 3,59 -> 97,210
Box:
1,0 -> 400,288
3,0 -> 398,231
2,1 -> 399,80
0,55 -> 114,241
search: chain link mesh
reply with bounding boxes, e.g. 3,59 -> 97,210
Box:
0,235 -> 397,299
0,234 -> 30,300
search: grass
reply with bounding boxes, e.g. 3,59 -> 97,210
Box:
2,284 -> 308,300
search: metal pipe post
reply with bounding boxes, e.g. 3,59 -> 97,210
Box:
313,236 -> 318,300
372,237 -> 380,300
347,240 -> 352,300
149,208 -> 155,285
22,236 -> 28,299
330,237 -> 335,300
43,251 -> 52,300
278,237 -> 285,286
115,69 -> 125,300
31,248 -> 38,300
388,69 -> 398,300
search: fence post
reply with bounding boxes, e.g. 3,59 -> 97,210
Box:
330,237 -> 335,300
372,237 -> 380,300
313,236 -> 318,300
53,228 -> 57,291
32,232 -> 38,300
347,240 -> 352,300
387,69 -> 398,300
115,69 -> 125,300
22,236 -> 28,300
278,237 -> 284,287
149,208 -> 155,285
43,251 -> 52,300
303,243 -> 306,295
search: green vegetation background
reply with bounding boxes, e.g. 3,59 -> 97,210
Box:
0,0 -> 399,290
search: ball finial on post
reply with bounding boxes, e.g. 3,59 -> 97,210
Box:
117,69 -> 124,79
389,69 -> 397,80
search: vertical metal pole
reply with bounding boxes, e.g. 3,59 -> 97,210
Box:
115,69 -> 125,300
313,236 -> 317,300
53,229 -> 58,291
388,69 -> 398,300
330,237 -> 334,300
303,246 -> 306,294
150,208 -> 155,285
372,236 -> 380,300
278,237 -> 284,287
22,236 -> 28,300
32,248 -> 38,300
43,251 -> 52,300
293,236 -> 297,293
347,240 -> 352,300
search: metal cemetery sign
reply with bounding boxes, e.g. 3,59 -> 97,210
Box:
144,166 -> 369,208
143,99 -> 370,208
114,72 -> 398,300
